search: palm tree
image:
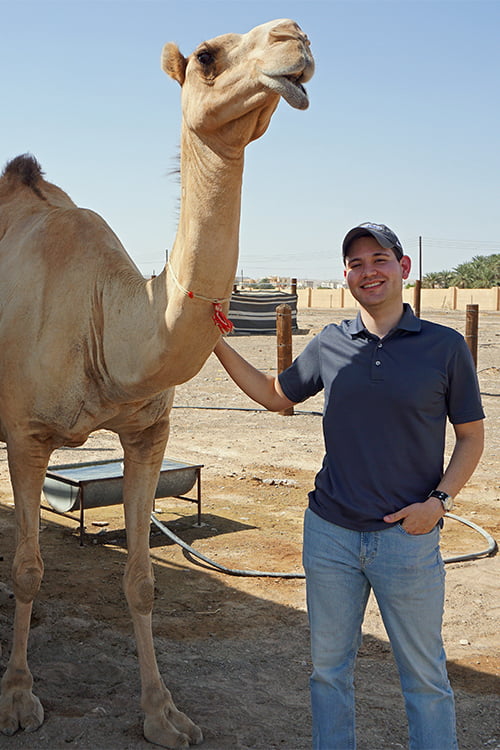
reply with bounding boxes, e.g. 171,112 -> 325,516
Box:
452,254 -> 500,288
422,271 -> 443,288
422,270 -> 455,288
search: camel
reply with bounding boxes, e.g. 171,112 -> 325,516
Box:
0,19 -> 314,749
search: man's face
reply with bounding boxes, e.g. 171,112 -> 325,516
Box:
344,236 -> 411,311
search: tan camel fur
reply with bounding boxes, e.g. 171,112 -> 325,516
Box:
0,19 -> 314,748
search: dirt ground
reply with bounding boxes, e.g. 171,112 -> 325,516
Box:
0,308 -> 499,750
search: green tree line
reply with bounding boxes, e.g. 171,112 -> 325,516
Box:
422,253 -> 500,288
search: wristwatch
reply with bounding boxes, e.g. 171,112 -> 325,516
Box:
428,489 -> 454,512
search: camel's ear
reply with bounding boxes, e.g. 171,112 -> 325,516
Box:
161,42 -> 187,85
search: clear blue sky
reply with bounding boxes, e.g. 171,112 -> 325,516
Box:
1,0 -> 499,282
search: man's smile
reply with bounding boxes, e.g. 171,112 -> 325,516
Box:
360,280 -> 384,289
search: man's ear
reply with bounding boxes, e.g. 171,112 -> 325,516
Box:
400,255 -> 412,280
161,42 -> 187,85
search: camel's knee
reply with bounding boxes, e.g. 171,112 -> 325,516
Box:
124,565 -> 155,615
12,551 -> 44,604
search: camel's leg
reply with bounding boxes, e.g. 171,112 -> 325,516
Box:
0,442 -> 47,736
120,424 -> 203,749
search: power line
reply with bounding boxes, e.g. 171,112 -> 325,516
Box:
413,237 -> 499,250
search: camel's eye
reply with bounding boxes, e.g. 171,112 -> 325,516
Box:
197,50 -> 214,66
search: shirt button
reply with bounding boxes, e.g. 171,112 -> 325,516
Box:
375,360 -> 381,366
377,343 -> 383,348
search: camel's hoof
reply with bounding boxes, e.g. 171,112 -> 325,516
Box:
1,721 -> 18,737
191,725 -> 203,745
144,714 -> 203,748
0,689 -> 44,736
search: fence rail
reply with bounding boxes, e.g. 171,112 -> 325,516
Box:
294,286 -> 500,312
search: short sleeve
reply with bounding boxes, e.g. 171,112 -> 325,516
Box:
447,337 -> 485,424
278,334 -> 324,403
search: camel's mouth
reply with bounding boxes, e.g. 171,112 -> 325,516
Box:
260,71 -> 310,110
279,74 -> 309,110
285,73 -> 307,93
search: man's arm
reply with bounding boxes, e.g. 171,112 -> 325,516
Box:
435,419 -> 485,497
213,338 -> 296,413
384,419 -> 484,534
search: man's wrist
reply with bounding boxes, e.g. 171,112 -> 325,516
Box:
427,489 -> 454,513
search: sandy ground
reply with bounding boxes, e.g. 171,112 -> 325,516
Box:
0,308 -> 499,750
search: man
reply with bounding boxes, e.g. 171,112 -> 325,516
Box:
213,222 -> 484,749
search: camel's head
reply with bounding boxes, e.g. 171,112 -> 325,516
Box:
162,19 -> 314,153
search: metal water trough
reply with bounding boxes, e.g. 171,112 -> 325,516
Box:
42,457 -> 203,544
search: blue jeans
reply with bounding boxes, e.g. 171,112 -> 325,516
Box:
302,508 -> 458,750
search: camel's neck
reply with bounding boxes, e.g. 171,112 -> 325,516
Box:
168,126 -> 244,301
125,126 -> 246,393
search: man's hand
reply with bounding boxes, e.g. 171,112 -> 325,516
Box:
383,497 -> 444,535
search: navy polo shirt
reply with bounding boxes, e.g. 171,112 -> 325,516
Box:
278,304 -> 485,531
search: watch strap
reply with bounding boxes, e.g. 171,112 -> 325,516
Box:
428,489 -> 453,511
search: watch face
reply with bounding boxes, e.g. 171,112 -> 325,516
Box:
442,496 -> 453,511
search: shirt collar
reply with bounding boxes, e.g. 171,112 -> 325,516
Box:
345,303 -> 422,338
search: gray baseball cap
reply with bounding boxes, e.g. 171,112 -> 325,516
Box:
342,222 -> 404,261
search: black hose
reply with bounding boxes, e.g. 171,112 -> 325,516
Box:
151,513 -> 304,578
151,512 -> 497,578
442,512 -> 497,563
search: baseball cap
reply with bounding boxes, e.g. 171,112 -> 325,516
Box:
342,222 -> 404,262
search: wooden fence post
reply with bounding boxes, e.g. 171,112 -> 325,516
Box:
276,304 -> 294,416
465,304 -> 479,368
